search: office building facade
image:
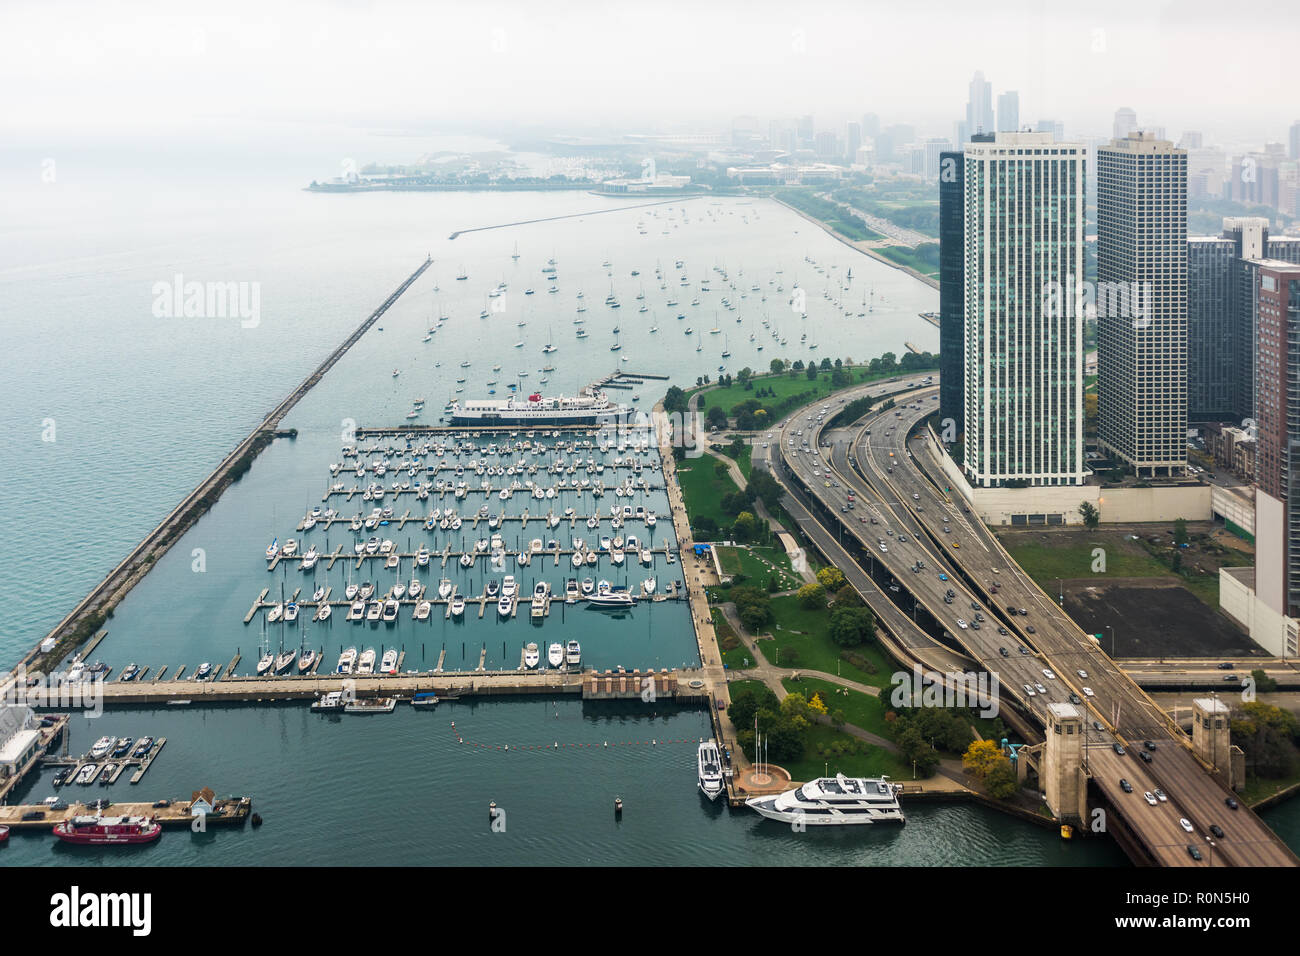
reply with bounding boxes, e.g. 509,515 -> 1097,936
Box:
1096,133 -> 1188,477
962,132 -> 1087,488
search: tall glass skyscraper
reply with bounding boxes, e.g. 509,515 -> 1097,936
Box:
962,132 -> 1087,488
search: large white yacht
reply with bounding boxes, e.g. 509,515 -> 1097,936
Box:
697,739 -> 725,801
746,774 -> 905,825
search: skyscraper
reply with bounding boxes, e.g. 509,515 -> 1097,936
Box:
939,148 -> 966,438
962,132 -> 1087,488
1096,133 -> 1188,477
1113,107 -> 1137,141
966,71 -> 993,137
1289,120 -> 1300,161
996,91 -> 1019,132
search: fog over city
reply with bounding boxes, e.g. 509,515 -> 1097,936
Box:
3,0 -> 1296,144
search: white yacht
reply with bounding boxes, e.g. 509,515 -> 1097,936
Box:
746,774 -> 905,825
547,643 -> 565,668
697,739 -> 725,801
523,642 -> 540,669
336,647 -> 357,674
357,648 -> 377,675
565,640 -> 581,667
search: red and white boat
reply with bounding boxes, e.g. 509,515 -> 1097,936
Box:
52,815 -> 162,845
0,824 -> 9,843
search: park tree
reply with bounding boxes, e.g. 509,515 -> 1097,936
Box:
962,739 -> 1005,779
817,566 -> 847,591
829,606 -> 875,647
728,436 -> 746,459
737,367 -> 753,387
897,725 -> 940,777
730,586 -> 774,632
705,405 -> 728,430
732,511 -> 759,542
729,684 -> 780,731
781,692 -> 812,721
663,385 -> 688,415
770,358 -> 786,374
984,759 -> 1019,799
808,693 -> 829,715
1174,517 -> 1188,547
805,363 -> 818,380
1078,500 -> 1100,529
797,582 -> 827,609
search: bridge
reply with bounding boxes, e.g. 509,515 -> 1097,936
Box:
758,375 -> 1297,867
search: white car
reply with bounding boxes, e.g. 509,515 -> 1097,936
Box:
879,544 -> 888,553
1179,818 -> 1194,833
1077,669 -> 1088,679
1042,668 -> 1056,680
1023,684 -> 1036,697
1082,687 -> 1095,697
1143,791 -> 1158,806
956,619 -> 969,629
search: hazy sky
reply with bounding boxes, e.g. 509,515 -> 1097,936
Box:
3,0 -> 1296,147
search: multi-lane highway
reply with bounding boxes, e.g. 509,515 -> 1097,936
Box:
759,376 -> 1297,867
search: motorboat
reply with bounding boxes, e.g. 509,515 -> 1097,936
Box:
565,640 -> 581,667
451,595 -> 466,617
90,735 -> 115,759
745,774 -> 905,825
337,647 -> 358,674
548,643 -> 565,668
523,642 -> 541,669
357,648 -> 377,675
698,739 -> 725,801
498,594 -> 513,617
380,649 -> 398,674
438,578 -> 453,599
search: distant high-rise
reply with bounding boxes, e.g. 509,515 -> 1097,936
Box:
962,132 -> 1087,488
1113,107 -> 1138,141
996,91 -> 1019,132
1096,133 -> 1188,478
1179,131 -> 1204,150
846,122 -> 862,162
861,113 -> 881,139
1035,119 -> 1064,139
1290,121 -> 1300,161
965,71 -> 993,137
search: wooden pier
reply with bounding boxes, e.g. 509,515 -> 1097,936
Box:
0,791 -> 252,832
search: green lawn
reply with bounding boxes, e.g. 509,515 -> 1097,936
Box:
782,676 -> 893,737
874,243 -> 941,279
720,442 -> 753,480
756,595 -> 895,688
715,544 -> 802,591
714,608 -> 755,670
674,459 -> 741,528
999,538 -> 1173,582
780,725 -> 913,782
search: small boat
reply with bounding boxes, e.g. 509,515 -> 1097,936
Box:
357,648 -> 377,675
344,696 -> 398,714
194,662 -> 214,681
698,740 -> 725,801
336,647 -> 358,674
54,815 -> 163,845
523,642 -> 541,669
311,690 -> 346,712
131,737 -> 155,759
451,595 -> 466,617
548,643 -> 565,668
565,640 -> 581,667
411,691 -> 440,708
380,649 -> 398,674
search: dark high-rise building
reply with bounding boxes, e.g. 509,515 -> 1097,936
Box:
1096,133 -> 1188,478
1187,236 -> 1236,420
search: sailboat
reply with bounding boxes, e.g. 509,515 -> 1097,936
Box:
297,617 -> 318,675
255,617 -> 275,676
610,330 -> 622,352
512,241 -> 520,261
543,326 -> 557,354
721,335 -> 731,358
273,583 -> 297,674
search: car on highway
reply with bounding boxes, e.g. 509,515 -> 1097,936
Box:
971,621 -> 981,630
1077,669 -> 1088,679
1223,674 -> 1237,682
1093,720 -> 1104,731
912,493 -> 920,500
1026,625 -> 1037,634
1034,682 -> 1047,694
938,573 -> 948,581
1179,818 -> 1194,833
1226,797 -> 1239,810
956,619 -> 968,629
1187,845 -> 1203,861
1210,824 -> 1224,838
943,526 -> 950,534
1017,646 -> 1029,655
1144,740 -> 1158,752
1139,751 -> 1153,764
1023,684 -> 1036,697
1143,791 -> 1158,806
1114,743 -> 1126,755
1018,608 -> 1028,615
1082,687 -> 1095,697
897,535 -> 908,543
997,626 -> 1008,635
879,544 -> 888,553
1217,662 -> 1234,670
951,541 -> 960,549
1119,778 -> 1133,793
999,647 -> 1009,657
1069,694 -> 1081,704
1042,668 -> 1055,680
1153,789 -> 1167,803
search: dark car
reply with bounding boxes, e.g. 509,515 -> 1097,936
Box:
999,647 -> 1009,657
1217,662 -> 1234,670
1139,751 -> 1153,763
1018,646 -> 1029,655
1187,845 -> 1203,861
1144,740 -> 1158,751
1026,625 -> 1037,634
1069,694 -> 1081,705
1225,797 -> 1239,810
1114,743 -> 1126,756
997,626 -> 1009,636
1018,608 -> 1028,616
1210,824 -> 1225,838
1006,604 -> 1018,614
1119,778 -> 1133,793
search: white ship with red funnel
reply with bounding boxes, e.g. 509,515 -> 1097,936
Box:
448,384 -> 631,427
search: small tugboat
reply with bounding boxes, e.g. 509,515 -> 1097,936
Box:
52,814 -> 163,845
